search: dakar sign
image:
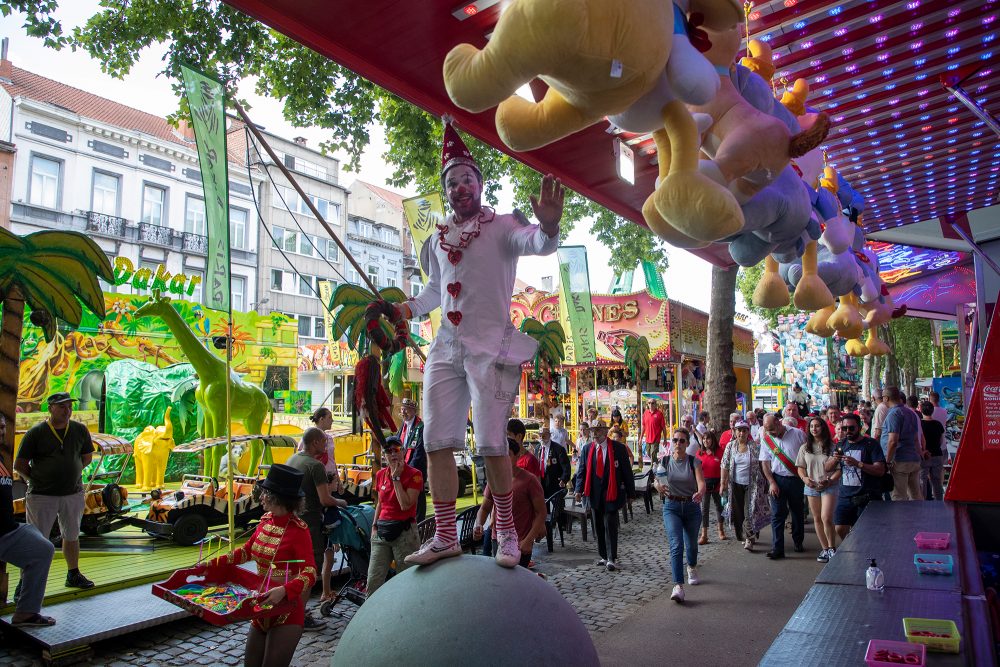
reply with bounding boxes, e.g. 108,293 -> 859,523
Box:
112,256 -> 203,298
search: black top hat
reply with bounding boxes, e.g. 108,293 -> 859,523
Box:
259,463 -> 305,498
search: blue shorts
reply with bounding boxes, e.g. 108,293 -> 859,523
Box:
804,486 -> 838,498
834,492 -> 879,526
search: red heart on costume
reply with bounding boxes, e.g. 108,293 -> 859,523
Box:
447,282 -> 462,298
448,249 -> 463,265
447,311 -> 463,326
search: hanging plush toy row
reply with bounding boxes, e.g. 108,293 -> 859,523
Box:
439,0 -> 892,357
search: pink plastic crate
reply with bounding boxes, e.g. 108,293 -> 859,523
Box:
913,532 -> 950,550
865,639 -> 926,666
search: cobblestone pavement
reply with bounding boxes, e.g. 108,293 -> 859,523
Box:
1,502 -> 743,666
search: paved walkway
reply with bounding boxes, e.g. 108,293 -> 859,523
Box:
0,500 -> 824,666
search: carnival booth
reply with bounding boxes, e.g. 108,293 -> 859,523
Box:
511,287 -> 754,439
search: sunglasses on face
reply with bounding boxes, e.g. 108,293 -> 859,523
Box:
842,425 -> 858,431
672,437 -> 688,443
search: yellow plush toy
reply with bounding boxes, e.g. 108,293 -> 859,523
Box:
442,0 -> 746,244
134,407 -> 176,492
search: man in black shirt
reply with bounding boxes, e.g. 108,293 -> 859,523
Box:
13,392 -> 96,589
0,413 -> 57,626
827,413 -> 886,540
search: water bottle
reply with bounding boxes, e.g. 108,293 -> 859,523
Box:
866,558 -> 885,592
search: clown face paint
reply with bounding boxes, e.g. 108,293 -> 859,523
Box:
445,164 -> 483,221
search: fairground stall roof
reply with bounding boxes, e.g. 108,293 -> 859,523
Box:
223,0 -> 998,305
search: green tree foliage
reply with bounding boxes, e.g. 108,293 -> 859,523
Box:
2,0 -> 668,273
736,264 -> 796,328
885,316 -> 934,395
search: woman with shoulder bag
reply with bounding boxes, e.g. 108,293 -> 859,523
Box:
720,421 -> 770,552
366,436 -> 423,596
654,428 -> 706,604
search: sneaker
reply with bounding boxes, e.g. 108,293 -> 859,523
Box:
817,549 -> 830,563
65,571 -> 95,589
765,550 -> 785,560
303,615 -> 325,631
670,584 -> 685,603
828,547 -> 837,557
606,560 -> 618,572
403,536 -> 461,566
743,538 -> 753,551
595,558 -> 607,567
687,565 -> 699,585
494,529 -> 520,568
793,543 -> 805,553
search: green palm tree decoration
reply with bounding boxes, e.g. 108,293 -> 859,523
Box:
519,318 -> 566,378
624,335 -> 651,430
0,229 -> 114,467
328,283 -> 408,352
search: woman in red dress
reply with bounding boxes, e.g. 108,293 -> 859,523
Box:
201,464 -> 317,667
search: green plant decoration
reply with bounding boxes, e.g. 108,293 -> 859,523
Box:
328,283 -> 407,353
519,318 -> 566,378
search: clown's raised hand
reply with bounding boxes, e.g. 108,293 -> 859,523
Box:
531,174 -> 565,237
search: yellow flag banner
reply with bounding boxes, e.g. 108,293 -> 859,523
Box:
318,279 -> 336,346
402,193 -> 445,335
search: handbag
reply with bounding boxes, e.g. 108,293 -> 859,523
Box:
376,519 -> 411,541
880,466 -> 895,494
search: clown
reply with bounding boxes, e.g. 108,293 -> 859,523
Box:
396,121 -> 564,567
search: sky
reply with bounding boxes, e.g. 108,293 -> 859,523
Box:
0,3 -> 746,316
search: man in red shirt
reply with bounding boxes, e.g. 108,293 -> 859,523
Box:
782,403 -> 808,432
474,438 -> 546,568
508,418 -> 543,478
641,400 -> 666,467
367,436 -> 424,595
718,412 -> 742,452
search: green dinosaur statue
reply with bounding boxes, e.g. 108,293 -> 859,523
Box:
134,291 -> 273,476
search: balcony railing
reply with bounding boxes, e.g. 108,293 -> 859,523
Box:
402,254 -> 417,268
86,211 -> 127,239
138,221 -> 173,247
182,231 -> 209,255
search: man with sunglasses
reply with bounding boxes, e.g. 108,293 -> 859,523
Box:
827,413 -> 886,539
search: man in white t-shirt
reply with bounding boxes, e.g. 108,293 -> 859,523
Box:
928,391 -> 949,429
758,413 -> 808,559
871,391 -> 890,440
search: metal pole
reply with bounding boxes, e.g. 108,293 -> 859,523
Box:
232,99 -> 426,363
949,221 -> 1000,278
226,319 -> 235,551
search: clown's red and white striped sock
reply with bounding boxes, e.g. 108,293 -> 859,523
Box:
493,491 -> 515,533
433,499 -> 458,546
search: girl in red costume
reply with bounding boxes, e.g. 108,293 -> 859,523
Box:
200,464 -> 317,667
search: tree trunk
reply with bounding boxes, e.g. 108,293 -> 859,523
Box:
861,355 -> 872,401
882,324 -> 900,388
0,291 -> 24,470
706,265 -> 738,432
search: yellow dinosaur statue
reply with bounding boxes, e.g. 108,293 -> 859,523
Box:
134,406 -> 176,492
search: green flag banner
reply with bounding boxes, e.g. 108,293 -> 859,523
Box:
180,64 -> 230,313
557,246 -> 596,363
641,259 -> 667,299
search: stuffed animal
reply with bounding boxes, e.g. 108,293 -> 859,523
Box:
443,0 -> 746,244
689,26 -> 831,204
134,407 -> 176,492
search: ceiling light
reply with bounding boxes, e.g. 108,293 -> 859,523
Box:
451,0 -> 501,20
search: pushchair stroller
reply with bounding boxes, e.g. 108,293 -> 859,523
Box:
319,503 -> 375,618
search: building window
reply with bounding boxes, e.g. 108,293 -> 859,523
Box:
231,208 -> 248,250
188,270 -> 204,303
325,238 -> 339,262
28,154 -> 61,208
91,170 -> 120,216
410,321 -> 421,337
184,195 -> 206,235
346,266 -> 361,285
141,183 -> 167,226
298,274 -> 316,297
367,265 -> 379,287
231,275 -> 246,312
314,317 -> 325,339
385,270 -> 397,288
410,280 -> 422,298
297,315 -> 312,338
270,269 -> 286,292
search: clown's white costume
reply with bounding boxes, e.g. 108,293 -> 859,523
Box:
402,121 -> 562,567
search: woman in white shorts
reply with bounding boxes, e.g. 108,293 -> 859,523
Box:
796,417 -> 841,563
